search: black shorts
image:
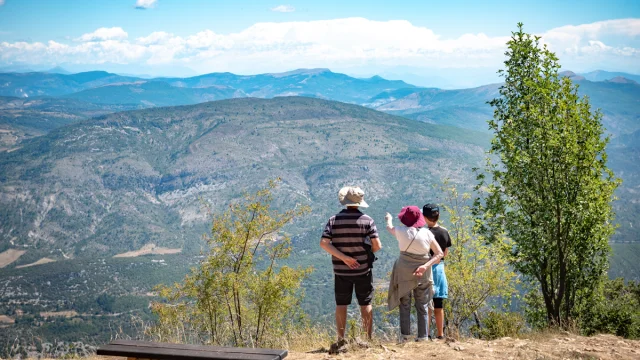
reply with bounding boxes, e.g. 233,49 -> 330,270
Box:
335,271 -> 374,306
433,298 -> 445,309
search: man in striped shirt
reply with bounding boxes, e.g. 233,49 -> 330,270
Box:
320,186 -> 381,340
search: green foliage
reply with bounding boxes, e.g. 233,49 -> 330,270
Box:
438,181 -> 518,337
580,278 -> 640,339
151,180 -> 313,347
476,311 -> 525,340
95,293 -> 115,313
474,23 -> 620,327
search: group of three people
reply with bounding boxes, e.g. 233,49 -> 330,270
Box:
320,186 -> 452,342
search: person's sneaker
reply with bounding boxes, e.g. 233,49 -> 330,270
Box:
415,337 -> 429,342
328,338 -> 348,354
435,336 -> 445,341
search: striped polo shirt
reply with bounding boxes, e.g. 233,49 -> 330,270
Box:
322,208 -> 379,276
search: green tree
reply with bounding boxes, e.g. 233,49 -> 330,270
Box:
474,23 -> 620,327
151,180 -> 312,347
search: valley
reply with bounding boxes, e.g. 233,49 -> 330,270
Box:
0,69 -> 639,352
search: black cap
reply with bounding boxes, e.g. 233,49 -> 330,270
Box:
422,203 -> 440,217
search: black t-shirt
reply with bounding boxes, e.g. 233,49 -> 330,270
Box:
429,226 -> 452,259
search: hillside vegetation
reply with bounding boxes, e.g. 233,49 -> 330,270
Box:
0,96 -> 489,262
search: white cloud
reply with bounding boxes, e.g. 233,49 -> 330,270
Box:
135,0 -> 157,9
75,27 -> 128,42
271,5 -> 295,13
1,18 -> 639,76
0,1 -> 5,6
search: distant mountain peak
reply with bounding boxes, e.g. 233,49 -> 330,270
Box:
46,66 -> 71,74
606,76 -> 638,85
581,70 -> 640,83
268,68 -> 331,78
559,71 -> 586,81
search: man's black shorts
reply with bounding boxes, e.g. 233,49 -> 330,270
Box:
433,298 -> 444,309
334,271 -> 374,306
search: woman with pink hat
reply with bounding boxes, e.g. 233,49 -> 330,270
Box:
386,206 -> 443,342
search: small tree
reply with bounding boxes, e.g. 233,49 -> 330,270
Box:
439,181 -> 517,337
151,180 -> 312,347
474,23 -> 620,327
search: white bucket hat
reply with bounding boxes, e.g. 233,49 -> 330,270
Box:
338,186 -> 369,208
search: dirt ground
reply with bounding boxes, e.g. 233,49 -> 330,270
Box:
40,333 -> 640,360
289,333 -> 640,360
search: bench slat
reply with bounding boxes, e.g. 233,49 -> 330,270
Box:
109,340 -> 287,357
97,344 -> 281,360
97,341 -> 287,360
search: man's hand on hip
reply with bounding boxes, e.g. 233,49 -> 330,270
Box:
342,256 -> 360,269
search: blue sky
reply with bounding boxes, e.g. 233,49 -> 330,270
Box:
1,0 -> 639,87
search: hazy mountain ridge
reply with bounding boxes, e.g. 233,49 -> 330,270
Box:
581,70 -> 640,83
0,96 -> 142,150
63,81 -> 244,107
0,71 -> 141,98
369,78 -> 640,137
0,68 -> 415,103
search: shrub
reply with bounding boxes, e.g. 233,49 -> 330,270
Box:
579,278 -> 640,339
477,311 -> 525,340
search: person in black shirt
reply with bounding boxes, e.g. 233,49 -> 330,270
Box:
423,203 -> 452,340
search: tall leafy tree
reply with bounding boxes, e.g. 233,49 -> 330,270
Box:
474,23 -> 620,327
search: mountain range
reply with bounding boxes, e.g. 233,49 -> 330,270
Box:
1,69 -> 638,248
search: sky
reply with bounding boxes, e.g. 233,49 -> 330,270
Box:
1,0 -> 639,87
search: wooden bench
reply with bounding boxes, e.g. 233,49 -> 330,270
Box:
97,340 -> 288,360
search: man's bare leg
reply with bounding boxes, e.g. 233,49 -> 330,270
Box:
360,305 -> 373,339
435,308 -> 445,337
336,305 -> 348,340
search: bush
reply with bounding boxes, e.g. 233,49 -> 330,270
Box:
580,278 -> 640,339
477,311 -> 525,340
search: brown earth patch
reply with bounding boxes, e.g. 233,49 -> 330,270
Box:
113,243 -> 181,258
0,315 -> 15,324
0,249 -> 26,268
39,311 -> 78,319
16,257 -> 56,269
